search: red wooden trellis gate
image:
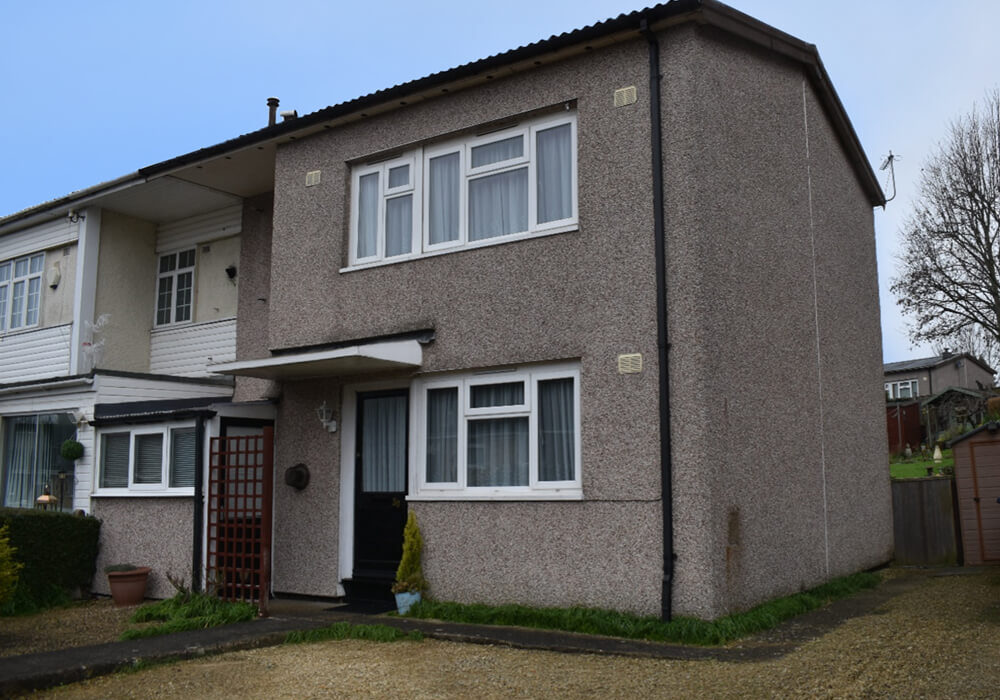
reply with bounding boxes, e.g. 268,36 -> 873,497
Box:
206,427 -> 273,615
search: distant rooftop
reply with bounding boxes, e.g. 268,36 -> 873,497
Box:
884,352 -> 995,375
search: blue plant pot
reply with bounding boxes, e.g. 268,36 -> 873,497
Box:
395,591 -> 421,615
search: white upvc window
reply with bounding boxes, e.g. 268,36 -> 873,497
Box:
885,379 -> 919,400
0,252 -> 44,332
155,249 -> 196,326
410,363 -> 581,500
348,112 -> 578,268
96,423 -> 197,494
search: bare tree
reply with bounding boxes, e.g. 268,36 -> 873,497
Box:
932,326 -> 1000,372
892,90 -> 1000,364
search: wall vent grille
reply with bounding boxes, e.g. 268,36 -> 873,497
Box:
305,170 -> 322,187
618,353 -> 643,374
614,86 -> 637,107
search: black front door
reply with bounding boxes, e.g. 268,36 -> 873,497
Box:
354,389 -> 409,583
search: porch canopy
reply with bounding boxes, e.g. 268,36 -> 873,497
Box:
209,338 -> 424,381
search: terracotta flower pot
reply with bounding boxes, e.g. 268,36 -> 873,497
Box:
107,567 -> 151,607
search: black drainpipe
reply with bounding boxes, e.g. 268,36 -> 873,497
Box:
640,16 -> 675,621
192,415 -> 206,592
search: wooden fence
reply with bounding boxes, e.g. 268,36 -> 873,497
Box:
891,476 -> 961,566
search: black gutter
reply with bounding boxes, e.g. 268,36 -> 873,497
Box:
192,415 -> 206,592
641,17 -> 675,622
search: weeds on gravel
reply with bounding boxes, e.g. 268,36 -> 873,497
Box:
285,622 -> 423,644
405,571 -> 880,646
120,592 -> 257,640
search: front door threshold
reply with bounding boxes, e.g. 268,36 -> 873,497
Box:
342,576 -> 394,604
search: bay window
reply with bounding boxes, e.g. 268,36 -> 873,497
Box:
412,363 -> 581,499
348,112 -> 577,267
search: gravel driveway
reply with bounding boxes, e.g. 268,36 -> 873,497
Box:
15,568 -> 1000,698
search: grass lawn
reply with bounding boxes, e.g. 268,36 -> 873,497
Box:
403,571 -> 880,646
889,449 -> 953,479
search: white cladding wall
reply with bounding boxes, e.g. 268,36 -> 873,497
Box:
0,217 -> 78,261
149,318 -> 237,377
0,324 -> 73,383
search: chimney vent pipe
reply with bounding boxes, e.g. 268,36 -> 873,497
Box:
267,97 -> 280,127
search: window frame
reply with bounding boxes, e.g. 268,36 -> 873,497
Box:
94,421 -> 197,496
0,252 -> 45,332
154,248 -> 196,327
409,363 -> 582,501
885,379 -> 919,400
346,112 -> 578,270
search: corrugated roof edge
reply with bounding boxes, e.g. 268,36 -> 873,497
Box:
139,0 -> 882,204
1,0 -> 884,231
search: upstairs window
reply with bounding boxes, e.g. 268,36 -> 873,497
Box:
155,249 -> 195,326
0,253 -> 44,331
349,112 -> 577,267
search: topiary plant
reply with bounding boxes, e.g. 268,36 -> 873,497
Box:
0,524 -> 23,608
60,439 -> 84,461
392,511 -> 428,594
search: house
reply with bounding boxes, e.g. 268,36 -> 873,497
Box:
884,352 -> 996,452
883,351 -> 995,401
0,169 -> 276,599
0,0 -> 892,619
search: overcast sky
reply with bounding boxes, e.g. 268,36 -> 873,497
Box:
2,0 -> 997,363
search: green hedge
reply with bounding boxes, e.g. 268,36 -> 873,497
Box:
0,507 -> 101,614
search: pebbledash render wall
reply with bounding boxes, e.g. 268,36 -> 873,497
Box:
90,498 -> 193,599
660,26 -> 892,617
263,35 -> 665,614
244,20 -> 891,617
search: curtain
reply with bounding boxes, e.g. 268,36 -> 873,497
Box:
471,135 -> 523,168
170,428 -> 197,487
2,417 -> 37,508
0,284 -> 7,332
468,417 -> 528,486
26,277 -> 41,326
536,123 -> 572,224
357,172 -> 379,258
470,381 -> 523,408
426,388 -> 458,483
538,377 -> 575,481
10,280 -> 24,328
469,168 -> 528,240
3,414 -> 75,508
362,395 -> 407,492
134,434 -> 163,484
428,153 -> 460,244
385,195 -> 412,257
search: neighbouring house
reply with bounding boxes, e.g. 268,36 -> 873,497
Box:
884,351 -> 995,402
0,0 -> 892,619
884,352 -> 996,452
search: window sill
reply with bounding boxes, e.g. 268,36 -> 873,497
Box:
92,489 -> 195,498
407,488 -> 582,502
340,224 -> 579,274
